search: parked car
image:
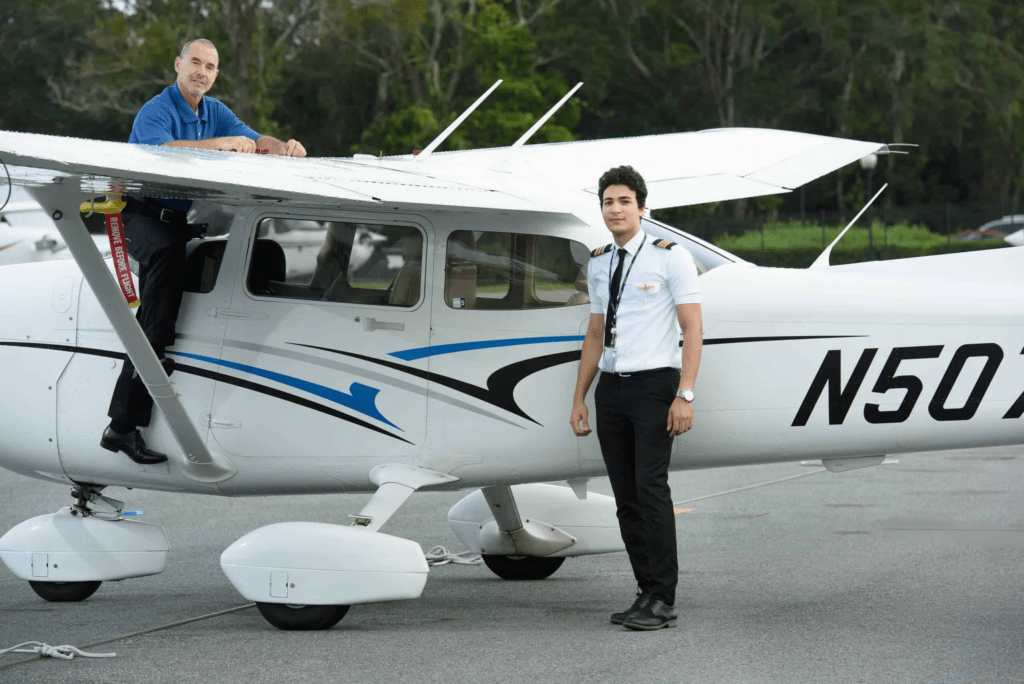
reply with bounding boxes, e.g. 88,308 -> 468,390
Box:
954,229 -> 1004,242
976,214 -> 1024,235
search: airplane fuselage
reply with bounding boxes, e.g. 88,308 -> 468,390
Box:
1,200 -> 1022,497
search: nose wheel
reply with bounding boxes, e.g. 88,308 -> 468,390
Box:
255,603 -> 350,630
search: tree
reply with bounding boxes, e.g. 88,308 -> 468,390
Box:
50,0 -> 321,137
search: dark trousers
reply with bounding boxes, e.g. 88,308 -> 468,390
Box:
107,206 -> 187,428
595,368 -> 680,605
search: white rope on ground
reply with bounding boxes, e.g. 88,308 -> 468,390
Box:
0,642 -> 116,660
425,545 -> 483,566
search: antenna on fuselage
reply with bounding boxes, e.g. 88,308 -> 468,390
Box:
809,183 -> 888,269
510,82 -> 583,148
416,80 -> 503,160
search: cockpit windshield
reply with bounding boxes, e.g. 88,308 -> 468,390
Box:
640,217 -> 738,275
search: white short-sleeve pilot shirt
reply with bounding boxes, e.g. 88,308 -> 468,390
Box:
586,230 -> 701,373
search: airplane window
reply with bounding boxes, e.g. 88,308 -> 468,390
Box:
640,218 -> 735,274
247,218 -> 424,307
445,231 -> 590,310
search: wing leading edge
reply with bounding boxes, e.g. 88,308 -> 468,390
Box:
0,127 -> 887,212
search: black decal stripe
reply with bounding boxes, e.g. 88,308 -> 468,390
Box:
178,365 -> 412,444
0,341 -> 122,359
0,341 -> 411,444
292,343 -> 584,426
298,337 -> 865,424
695,335 -> 866,347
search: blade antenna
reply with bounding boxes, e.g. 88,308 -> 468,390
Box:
809,183 -> 888,269
511,82 -> 583,148
417,80 -> 503,160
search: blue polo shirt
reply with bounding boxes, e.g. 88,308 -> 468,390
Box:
129,83 -> 261,210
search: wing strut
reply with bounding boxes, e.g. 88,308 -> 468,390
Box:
31,185 -> 237,484
416,80 -> 503,159
809,183 -> 888,269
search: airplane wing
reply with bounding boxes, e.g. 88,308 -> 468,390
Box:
396,127 -> 888,210
0,128 -> 886,213
0,131 -> 541,211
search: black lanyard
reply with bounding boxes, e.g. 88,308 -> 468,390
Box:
608,234 -> 646,317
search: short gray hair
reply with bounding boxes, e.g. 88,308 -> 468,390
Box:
179,38 -> 218,61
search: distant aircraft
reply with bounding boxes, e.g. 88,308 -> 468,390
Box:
0,84 -> 1022,631
1,186 -> 110,265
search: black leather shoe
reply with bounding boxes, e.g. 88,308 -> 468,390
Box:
622,599 -> 677,631
100,426 -> 168,465
611,592 -> 651,625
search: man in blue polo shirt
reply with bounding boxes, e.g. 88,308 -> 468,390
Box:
101,38 -> 307,464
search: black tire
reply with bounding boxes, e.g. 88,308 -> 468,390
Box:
482,555 -> 565,580
255,602 -> 350,630
29,581 -> 102,602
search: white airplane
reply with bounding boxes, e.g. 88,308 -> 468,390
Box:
1,185 -> 112,266
0,86 -> 1022,631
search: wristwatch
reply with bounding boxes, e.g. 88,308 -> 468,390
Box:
675,389 -> 694,403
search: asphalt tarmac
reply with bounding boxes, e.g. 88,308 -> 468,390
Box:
1,446 -> 1023,684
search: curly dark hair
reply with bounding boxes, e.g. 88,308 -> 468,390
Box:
598,165 -> 648,209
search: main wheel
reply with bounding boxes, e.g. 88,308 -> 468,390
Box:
482,555 -> 565,580
255,603 -> 350,630
29,581 -> 102,602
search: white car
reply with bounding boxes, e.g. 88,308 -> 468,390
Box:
974,214 -> 1024,247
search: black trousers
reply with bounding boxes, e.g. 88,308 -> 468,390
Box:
107,205 -> 188,428
595,368 -> 680,605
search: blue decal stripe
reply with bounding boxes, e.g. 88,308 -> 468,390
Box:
390,335 -> 585,361
171,352 -> 399,430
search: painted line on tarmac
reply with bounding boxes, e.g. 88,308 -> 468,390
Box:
673,468 -> 828,508
0,603 -> 255,672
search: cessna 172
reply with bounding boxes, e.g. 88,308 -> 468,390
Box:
0,86 -> 1022,631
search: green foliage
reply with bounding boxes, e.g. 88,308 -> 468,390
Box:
9,0 -> 1023,214
352,0 -> 579,155
356,105 -> 442,156
714,220 -> 1011,268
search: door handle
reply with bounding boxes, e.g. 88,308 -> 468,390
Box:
359,317 -> 404,332
209,307 -> 268,320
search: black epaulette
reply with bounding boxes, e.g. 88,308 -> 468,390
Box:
652,239 -> 677,250
591,243 -> 614,257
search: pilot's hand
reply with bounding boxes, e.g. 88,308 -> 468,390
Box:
667,398 -> 693,437
570,400 -> 591,437
218,136 -> 257,153
284,139 -> 307,157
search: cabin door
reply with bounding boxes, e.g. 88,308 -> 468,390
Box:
204,212 -> 432,486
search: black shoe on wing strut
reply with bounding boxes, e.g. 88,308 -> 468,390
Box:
100,426 -> 168,465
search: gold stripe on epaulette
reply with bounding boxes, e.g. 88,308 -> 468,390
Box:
653,239 -> 677,250
590,243 -> 614,257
